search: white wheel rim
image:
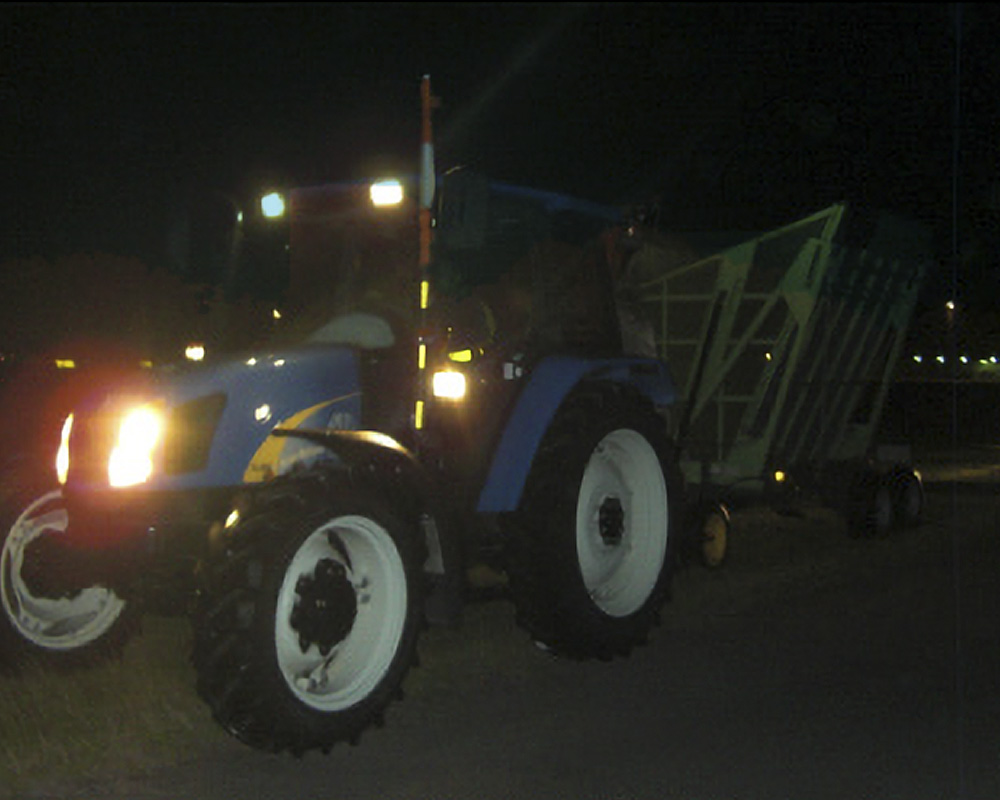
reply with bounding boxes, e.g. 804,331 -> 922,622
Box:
275,515 -> 407,712
702,511 -> 728,568
1,490 -> 127,650
576,429 -> 669,618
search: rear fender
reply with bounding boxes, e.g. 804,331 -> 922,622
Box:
475,356 -> 677,513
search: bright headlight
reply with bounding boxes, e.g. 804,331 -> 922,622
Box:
56,413 -> 73,485
108,405 -> 164,488
432,371 -> 467,400
370,179 -> 404,207
260,192 -> 286,219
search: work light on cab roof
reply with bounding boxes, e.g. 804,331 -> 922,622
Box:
260,191 -> 286,219
370,179 -> 404,207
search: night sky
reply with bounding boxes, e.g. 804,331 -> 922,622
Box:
3,4 -> 999,303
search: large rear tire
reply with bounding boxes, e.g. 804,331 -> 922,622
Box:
505,384 -> 680,660
0,482 -> 133,671
193,472 -> 425,754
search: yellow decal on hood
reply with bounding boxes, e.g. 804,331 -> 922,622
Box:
242,398 -> 348,483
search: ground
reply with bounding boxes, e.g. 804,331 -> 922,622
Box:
2,462 -> 998,800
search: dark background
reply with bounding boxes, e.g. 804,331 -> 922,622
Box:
2,3 -> 999,305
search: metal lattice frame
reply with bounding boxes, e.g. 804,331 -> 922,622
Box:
634,204 -> 927,492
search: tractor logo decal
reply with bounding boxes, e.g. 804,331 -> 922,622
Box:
243,396 -> 360,483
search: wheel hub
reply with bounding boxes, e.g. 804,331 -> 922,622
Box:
598,497 -> 625,546
290,558 -> 357,656
19,533 -> 88,600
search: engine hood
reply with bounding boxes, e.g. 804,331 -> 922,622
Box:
69,343 -> 362,491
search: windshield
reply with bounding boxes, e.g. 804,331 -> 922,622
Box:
268,181 -> 420,347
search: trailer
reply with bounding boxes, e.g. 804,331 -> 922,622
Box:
625,203 -> 931,556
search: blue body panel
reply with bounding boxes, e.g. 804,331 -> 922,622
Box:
130,345 -> 361,491
475,356 -> 677,513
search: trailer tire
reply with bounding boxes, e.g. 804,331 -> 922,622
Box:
0,479 -> 134,673
505,383 -> 679,660
698,502 -> 731,569
890,468 -> 924,528
849,473 -> 894,539
193,472 -> 424,755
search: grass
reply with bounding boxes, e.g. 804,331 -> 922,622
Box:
0,494 -> 931,796
0,616 -> 223,797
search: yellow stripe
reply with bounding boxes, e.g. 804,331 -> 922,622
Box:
242,397 -> 345,483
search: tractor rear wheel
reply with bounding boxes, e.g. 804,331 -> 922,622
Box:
505,384 -> 680,660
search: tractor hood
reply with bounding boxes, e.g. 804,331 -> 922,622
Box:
64,343 -> 363,492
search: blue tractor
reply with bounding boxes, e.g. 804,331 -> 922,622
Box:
0,89 -> 683,754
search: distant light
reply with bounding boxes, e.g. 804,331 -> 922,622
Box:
246,357 -> 258,366
991,357 -> 999,365
960,355 -> 969,364
260,192 -> 286,219
140,360 -> 153,369
225,509 -> 240,529
273,358 -> 286,368
946,300 -> 956,311
764,352 -> 773,361
773,470 -> 787,484
370,179 -> 404,207
272,308 -> 282,320
254,404 -> 271,423
236,211 -> 244,225
936,355 -> 946,364
54,359 -> 76,370
912,354 -> 923,363
185,344 -> 206,362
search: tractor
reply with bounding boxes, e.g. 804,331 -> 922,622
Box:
0,79 -> 684,754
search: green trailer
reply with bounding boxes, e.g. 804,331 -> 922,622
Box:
627,203 -> 931,556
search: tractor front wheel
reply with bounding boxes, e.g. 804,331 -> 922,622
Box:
1,485 -> 133,671
193,473 -> 424,754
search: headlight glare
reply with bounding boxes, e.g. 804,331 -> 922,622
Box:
108,405 -> 164,487
370,179 -> 404,207
432,371 -> 467,400
56,413 -> 73,485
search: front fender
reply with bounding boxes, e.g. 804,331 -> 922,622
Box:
274,428 -> 464,625
475,355 -> 677,513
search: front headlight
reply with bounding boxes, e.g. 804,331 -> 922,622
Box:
108,405 -> 164,488
56,413 -> 73,485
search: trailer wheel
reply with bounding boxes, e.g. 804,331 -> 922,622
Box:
0,485 -> 133,671
699,503 -> 731,569
193,473 -> 424,754
850,473 -> 894,539
891,468 -> 924,528
505,384 -> 679,660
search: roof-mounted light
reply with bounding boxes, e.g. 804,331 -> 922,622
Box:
260,192 -> 286,219
370,179 -> 404,208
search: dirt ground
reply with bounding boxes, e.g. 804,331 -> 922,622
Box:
4,477 -> 999,800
